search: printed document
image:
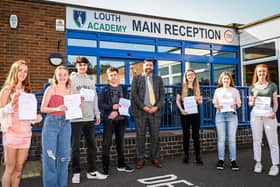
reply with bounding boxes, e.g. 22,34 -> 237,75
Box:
64,94 -> 83,120
219,98 -> 235,112
119,98 -> 130,116
183,96 -> 198,114
254,96 -> 272,117
80,88 -> 95,102
18,93 -> 37,120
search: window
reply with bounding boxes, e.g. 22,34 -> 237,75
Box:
100,59 -> 125,84
185,62 -> 210,85
185,48 -> 210,56
243,60 -> 278,87
212,50 -> 236,58
159,67 -> 169,76
158,60 -> 181,85
100,41 -> 155,52
213,64 -> 237,85
68,38 -> 97,47
158,46 -> 181,54
243,42 -> 276,61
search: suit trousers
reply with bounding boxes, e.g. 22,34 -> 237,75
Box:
134,115 -> 161,161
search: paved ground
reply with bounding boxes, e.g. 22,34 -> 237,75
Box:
17,147 -> 280,187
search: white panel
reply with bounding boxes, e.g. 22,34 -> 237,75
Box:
240,18 -> 280,46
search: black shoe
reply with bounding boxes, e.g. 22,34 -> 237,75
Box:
216,160 -> 224,170
196,158 -> 203,165
117,165 -> 134,172
231,160 -> 239,171
183,156 -> 189,164
103,168 -> 109,176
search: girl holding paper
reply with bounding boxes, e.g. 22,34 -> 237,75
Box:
176,69 -> 203,164
40,66 -> 72,187
249,64 -> 279,176
213,71 -> 241,171
0,60 -> 42,187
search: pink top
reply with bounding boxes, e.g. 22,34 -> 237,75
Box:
3,99 -> 32,149
48,95 -> 65,116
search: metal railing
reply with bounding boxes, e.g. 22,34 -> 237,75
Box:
34,83 -> 252,133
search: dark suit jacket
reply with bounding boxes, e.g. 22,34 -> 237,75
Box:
98,85 -> 129,122
131,74 -> 165,118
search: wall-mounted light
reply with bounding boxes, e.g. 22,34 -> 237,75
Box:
48,53 -> 63,66
9,14 -> 19,29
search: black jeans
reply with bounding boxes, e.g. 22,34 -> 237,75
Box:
102,118 -> 126,170
180,114 -> 201,159
71,121 -> 96,173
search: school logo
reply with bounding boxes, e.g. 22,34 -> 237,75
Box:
224,30 -> 234,43
73,10 -> 86,28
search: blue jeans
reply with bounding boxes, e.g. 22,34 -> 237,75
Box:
42,114 -> 71,187
215,112 -> 238,161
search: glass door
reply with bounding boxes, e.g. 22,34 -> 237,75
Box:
99,58 -> 144,85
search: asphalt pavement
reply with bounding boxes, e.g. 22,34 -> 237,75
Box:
20,147 -> 280,187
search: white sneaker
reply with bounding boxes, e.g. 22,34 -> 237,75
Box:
268,165 -> 279,176
254,162 -> 262,173
72,173 -> 80,184
87,171 -> 107,180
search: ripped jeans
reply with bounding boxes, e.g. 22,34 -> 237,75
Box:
42,114 -> 71,187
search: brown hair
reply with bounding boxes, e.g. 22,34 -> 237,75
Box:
53,66 -> 71,88
217,71 -> 235,87
3,60 -> 32,93
106,67 -> 119,75
252,64 -> 270,84
182,69 -> 201,97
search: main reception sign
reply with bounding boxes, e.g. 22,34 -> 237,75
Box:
66,7 -> 239,46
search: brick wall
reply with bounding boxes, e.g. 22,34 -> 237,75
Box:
0,0 -> 66,92
20,128 -> 253,168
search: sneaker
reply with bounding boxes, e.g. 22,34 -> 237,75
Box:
72,173 -> 80,184
87,171 -> 107,180
117,165 -> 134,172
216,160 -> 224,170
254,162 -> 262,173
231,160 -> 240,171
268,165 -> 279,176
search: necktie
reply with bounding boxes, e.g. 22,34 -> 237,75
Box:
147,76 -> 155,105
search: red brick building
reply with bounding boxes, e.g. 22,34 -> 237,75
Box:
1,0 -> 66,91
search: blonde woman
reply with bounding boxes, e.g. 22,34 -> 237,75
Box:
213,71 -> 241,171
0,60 -> 41,187
176,69 -> 203,164
41,66 -> 72,187
249,64 -> 279,176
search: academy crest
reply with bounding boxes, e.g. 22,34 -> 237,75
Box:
73,10 -> 86,28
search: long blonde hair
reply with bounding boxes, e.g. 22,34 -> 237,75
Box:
182,69 -> 201,97
53,66 -> 71,88
3,60 -> 32,93
217,71 -> 235,88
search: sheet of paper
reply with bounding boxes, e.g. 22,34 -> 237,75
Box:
64,94 -> 83,120
18,93 -> 37,120
119,98 -> 130,116
183,96 -> 198,114
80,88 -> 95,102
219,98 -> 235,113
254,96 -> 272,117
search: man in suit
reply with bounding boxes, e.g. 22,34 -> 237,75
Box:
131,59 -> 165,169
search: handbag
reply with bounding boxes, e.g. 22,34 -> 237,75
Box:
0,103 -> 13,132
